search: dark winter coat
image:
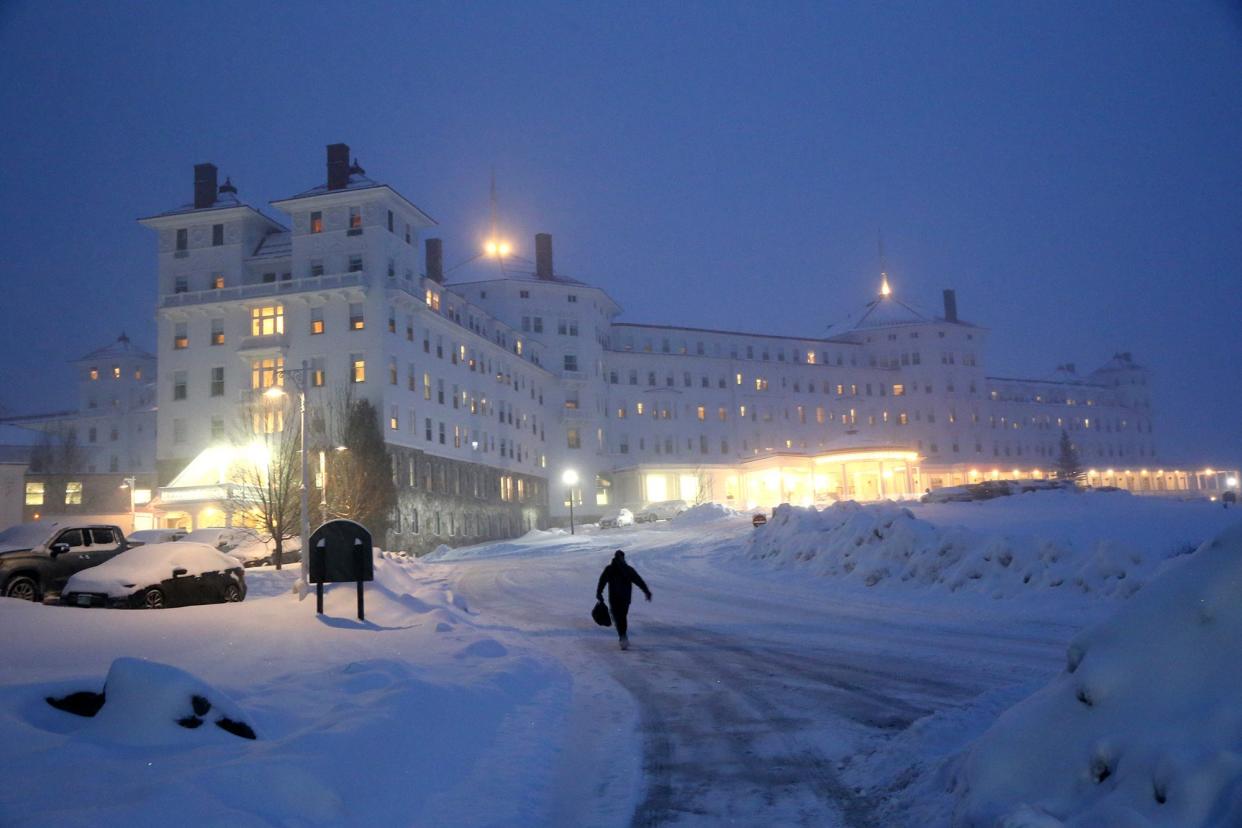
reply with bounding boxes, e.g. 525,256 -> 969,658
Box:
596,560 -> 650,606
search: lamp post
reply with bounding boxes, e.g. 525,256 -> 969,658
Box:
120,476 -> 136,533
562,468 -> 579,535
264,360 -> 310,593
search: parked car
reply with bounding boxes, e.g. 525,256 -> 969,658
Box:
180,526 -> 262,555
634,500 -> 688,523
0,522 -> 128,602
599,508 -> 635,529
126,528 -> 188,546
61,542 -> 247,609
231,535 -> 302,568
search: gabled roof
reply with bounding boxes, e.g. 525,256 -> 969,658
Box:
76,333 -> 155,363
445,253 -> 588,287
250,231 -> 292,260
270,178 -> 437,227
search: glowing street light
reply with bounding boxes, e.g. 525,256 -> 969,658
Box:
562,468 -> 579,535
119,476 -> 136,533
484,239 -> 512,258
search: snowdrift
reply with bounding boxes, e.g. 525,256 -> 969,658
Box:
671,502 -> 739,526
748,496 -> 1218,599
950,520 -> 1242,827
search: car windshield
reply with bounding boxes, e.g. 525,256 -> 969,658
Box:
0,523 -> 56,549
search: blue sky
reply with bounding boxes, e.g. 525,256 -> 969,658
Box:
0,1 -> 1239,464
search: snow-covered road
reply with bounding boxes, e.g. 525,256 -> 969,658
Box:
438,518 -> 1080,826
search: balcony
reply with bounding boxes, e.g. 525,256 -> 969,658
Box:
161,270 -> 368,308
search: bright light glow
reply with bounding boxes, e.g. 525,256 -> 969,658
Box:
484,239 -> 512,258
1228,477 -> 1239,488
880,273 -> 892,297
645,473 -> 668,502
498,241 -> 512,257
562,469 -> 579,487
264,386 -> 286,399
812,449 -> 919,465
484,240 -> 498,256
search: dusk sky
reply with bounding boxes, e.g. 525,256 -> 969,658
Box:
1,1 -> 1238,464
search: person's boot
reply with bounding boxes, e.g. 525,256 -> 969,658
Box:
619,635 -> 629,650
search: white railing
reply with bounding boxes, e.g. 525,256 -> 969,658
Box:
162,271 -> 368,308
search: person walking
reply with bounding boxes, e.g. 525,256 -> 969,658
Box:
596,550 -> 651,650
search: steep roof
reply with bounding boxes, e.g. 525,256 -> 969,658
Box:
77,333 -> 155,363
445,253 -> 588,287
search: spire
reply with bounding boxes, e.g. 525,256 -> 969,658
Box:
483,170 -> 511,258
489,167 -> 498,241
878,230 -> 892,298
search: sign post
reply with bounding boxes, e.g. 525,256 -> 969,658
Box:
307,520 -> 374,620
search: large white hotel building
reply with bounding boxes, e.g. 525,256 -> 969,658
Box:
134,145 -> 1234,553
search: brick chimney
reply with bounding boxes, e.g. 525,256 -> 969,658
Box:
327,143 -> 350,191
942,289 -> 958,323
535,233 -> 553,280
425,238 -> 443,284
193,163 -> 218,209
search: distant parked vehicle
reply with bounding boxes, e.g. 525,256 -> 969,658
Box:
231,535 -> 302,568
61,542 -> 247,609
921,479 -> 1079,504
0,522 -> 128,602
127,528 -> 189,546
920,485 -> 978,504
180,526 -> 262,555
634,500 -> 688,523
599,508 -> 635,530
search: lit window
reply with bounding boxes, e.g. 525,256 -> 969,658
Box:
25,482 -> 44,505
893,384 -> 905,396
212,273 -> 225,289
251,305 -> 284,336
567,428 -> 581,449
351,355 -> 366,383
112,366 -> 121,379
736,373 -> 742,385
310,307 -> 324,335
310,211 -> 323,233
89,367 -> 98,381
311,358 -> 325,387
349,206 -> 362,229
65,482 -> 82,505
173,322 -> 188,350
250,357 -> 284,390
350,303 -> 365,330
696,405 -> 706,421
211,319 -> 224,346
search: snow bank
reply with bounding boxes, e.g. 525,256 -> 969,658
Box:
951,520 -> 1242,827
671,502 -> 739,525
748,495 -> 1228,599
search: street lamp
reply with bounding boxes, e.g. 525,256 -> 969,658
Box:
263,360 -> 310,594
562,468 -> 579,535
120,476 -> 136,533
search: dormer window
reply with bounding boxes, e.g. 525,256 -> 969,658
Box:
349,206 -> 362,229
310,211 -> 323,234
176,228 -> 187,251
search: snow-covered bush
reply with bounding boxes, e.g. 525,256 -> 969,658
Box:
950,520 -> 1242,826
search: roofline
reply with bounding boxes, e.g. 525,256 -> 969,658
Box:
270,183 -> 437,227
986,375 -> 1109,388
137,203 -> 287,231
611,320 -> 858,346
0,411 -> 79,425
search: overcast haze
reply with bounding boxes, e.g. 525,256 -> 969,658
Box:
0,1 -> 1238,465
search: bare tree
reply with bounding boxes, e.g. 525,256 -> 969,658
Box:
228,395 -> 302,569
693,467 -> 714,505
29,423 -> 87,474
322,390 -> 395,538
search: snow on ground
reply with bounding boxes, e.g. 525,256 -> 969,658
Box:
950,520 -> 1242,827
3,494 -> 1238,826
750,491 -> 1236,600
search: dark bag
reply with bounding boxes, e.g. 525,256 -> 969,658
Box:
591,599 -> 612,627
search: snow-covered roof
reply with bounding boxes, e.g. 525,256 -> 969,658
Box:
825,295 -> 932,336
76,333 -> 155,363
445,253 -> 588,287
282,171 -> 380,199
250,231 -> 292,260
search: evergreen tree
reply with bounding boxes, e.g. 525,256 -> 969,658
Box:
1056,429 -> 1085,485
327,397 -> 396,538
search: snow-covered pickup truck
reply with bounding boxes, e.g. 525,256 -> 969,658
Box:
0,522 -> 128,602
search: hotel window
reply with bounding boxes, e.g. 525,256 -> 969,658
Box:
349,206 -> 362,229
736,372 -> 743,385
212,223 -> 224,246
251,305 -> 284,336
25,482 -> 44,505
563,354 -> 578,372
311,357 -> 325,387
262,272 -> 277,283
351,355 -> 366,383
212,272 -> 225,289
348,255 -> 363,273
696,405 -> 706,421
739,404 -> 747,418
175,228 -> 187,251
173,322 -> 188,350
251,357 -> 284,390
567,428 -> 581,449
88,367 -> 99,381
816,406 -> 825,424
390,406 -> 399,430
310,307 -> 324,335
210,367 -> 225,397
174,276 -> 188,294
253,408 -> 282,434
349,303 -> 365,330
172,371 -> 187,401
64,481 -> 83,505
309,259 -> 324,277
718,406 -> 727,421
387,210 -> 394,233
112,365 -> 121,379
439,422 -> 446,444
211,416 -> 225,440
635,402 -> 645,415
310,211 -> 323,233
388,357 -> 398,385
893,384 -> 905,396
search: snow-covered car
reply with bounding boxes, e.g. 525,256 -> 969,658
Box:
231,535 -> 302,568
634,500 -> 688,523
599,508 -> 635,529
0,521 -> 128,602
126,528 -> 188,546
61,542 -> 247,609
179,526 -> 261,555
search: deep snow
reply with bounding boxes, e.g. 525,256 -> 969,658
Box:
2,493 -> 1238,826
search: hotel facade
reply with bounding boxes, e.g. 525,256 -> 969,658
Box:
132,145 -> 1235,553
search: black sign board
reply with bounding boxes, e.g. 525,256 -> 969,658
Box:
308,520 -> 374,619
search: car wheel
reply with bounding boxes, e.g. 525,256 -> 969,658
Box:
222,583 -> 242,603
4,575 -> 40,602
143,587 -> 166,609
